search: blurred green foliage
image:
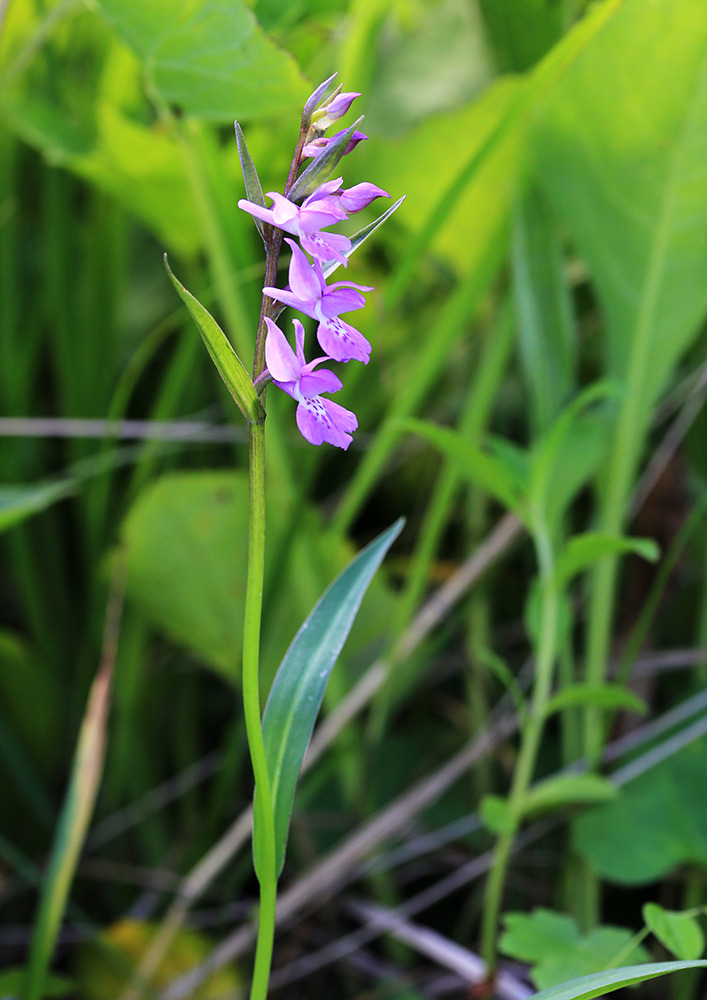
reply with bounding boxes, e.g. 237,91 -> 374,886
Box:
3,0 -> 707,996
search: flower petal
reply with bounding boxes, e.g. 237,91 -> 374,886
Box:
299,368 -> 343,397
296,396 -> 357,449
340,183 -> 390,214
262,286 -> 317,319
266,192 -> 300,228
317,316 -> 371,364
300,230 -> 351,266
238,199 -> 277,227
285,238 -> 322,305
264,317 -> 302,382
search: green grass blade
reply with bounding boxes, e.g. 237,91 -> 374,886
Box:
0,480 -> 76,534
23,650 -> 114,1000
531,961 -> 707,1000
259,518 -> 404,877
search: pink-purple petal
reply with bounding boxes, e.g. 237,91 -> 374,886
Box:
340,183 -> 390,213
299,368 -> 343,398
264,318 -> 301,383
317,316 -> 371,364
284,239 -> 322,303
296,397 -> 356,449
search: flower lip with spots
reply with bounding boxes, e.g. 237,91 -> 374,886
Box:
263,239 -> 373,364
264,317 -> 357,450
238,186 -> 351,266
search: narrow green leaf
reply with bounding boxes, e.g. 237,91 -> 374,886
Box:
546,684 -> 647,718
287,117 -> 365,203
528,381 -> 618,513
258,518 -> 405,877
0,480 -> 75,534
321,196 -> 406,280
530,961 -> 707,1000
234,121 -> 268,244
522,774 -> 617,818
24,658 -> 114,1000
403,419 -> 526,517
643,904 -> 705,962
164,256 -> 263,424
555,533 -> 659,589
302,72 -> 337,130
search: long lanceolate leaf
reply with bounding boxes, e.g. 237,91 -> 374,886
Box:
531,961 -> 707,1000
163,256 -> 263,425
257,518 -> 405,878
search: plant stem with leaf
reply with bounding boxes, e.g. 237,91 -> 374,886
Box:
480,524 -> 558,970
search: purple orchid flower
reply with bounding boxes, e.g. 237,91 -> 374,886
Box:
264,317 -> 357,450
263,239 -> 373,364
312,91 -> 360,130
238,188 -> 351,266
302,129 -> 368,159
306,178 -> 390,216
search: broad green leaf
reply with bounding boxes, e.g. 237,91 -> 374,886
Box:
122,472 -> 250,682
512,184 -> 576,435
257,518 -> 404,878
575,734 -> 707,884
643,904 -> 705,962
363,0 -> 491,137
24,657 -> 113,1000
522,774 -> 617,818
403,419 -> 526,517
95,0 -> 308,122
354,75 -> 525,277
121,473 -> 400,690
546,683 -> 646,718
530,962 -> 707,1000
478,0 -> 567,72
500,909 -> 649,991
0,479 -> 75,533
164,256 -> 262,424
555,533 -> 659,589
534,0 -> 707,479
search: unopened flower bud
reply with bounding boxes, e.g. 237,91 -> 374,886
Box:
311,91 -> 361,131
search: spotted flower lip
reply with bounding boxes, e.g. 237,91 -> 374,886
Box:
264,317 -> 357,449
263,239 -> 373,364
238,188 -> 351,265
302,129 -> 368,158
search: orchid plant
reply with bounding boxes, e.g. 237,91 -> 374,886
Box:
163,76 -> 403,1000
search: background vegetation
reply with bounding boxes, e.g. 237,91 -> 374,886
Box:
3,0 -> 707,997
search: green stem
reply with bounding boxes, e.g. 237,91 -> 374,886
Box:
242,420 -> 278,1000
480,526 -> 558,970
